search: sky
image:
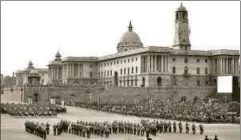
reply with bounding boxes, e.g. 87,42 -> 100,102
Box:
1,1 -> 240,76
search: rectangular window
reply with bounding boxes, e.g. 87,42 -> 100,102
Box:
197,68 -> 200,74
124,69 -> 126,75
205,80 -> 208,85
205,59 -> 208,63
173,58 -> 176,62
184,58 -> 188,63
136,67 -> 138,73
172,67 -> 176,74
120,69 -> 122,75
90,72 -> 93,78
197,59 -> 199,63
136,57 -> 138,61
197,80 -> 200,86
205,68 -> 208,74
132,67 -> 134,74
132,58 -> 134,62
128,68 -> 130,75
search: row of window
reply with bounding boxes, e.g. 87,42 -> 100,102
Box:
172,67 -> 208,74
100,67 -> 138,78
99,57 -> 138,68
172,58 -> 208,63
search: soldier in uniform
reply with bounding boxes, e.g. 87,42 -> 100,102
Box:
53,124 -> 56,136
136,123 -> 140,136
168,121 -> 172,133
141,124 -> 145,136
199,124 -> 204,135
86,125 -> 91,138
104,125 -> 109,138
164,121 -> 167,133
204,135 -> 209,140
213,135 -> 219,140
178,121 -> 182,133
133,123 -> 137,135
173,121 -> 177,133
159,121 -> 163,133
46,123 -> 50,135
185,122 -> 189,134
192,123 -> 196,134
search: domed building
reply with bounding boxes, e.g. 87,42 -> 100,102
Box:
117,21 -> 143,53
15,61 -> 48,86
15,3 -> 240,102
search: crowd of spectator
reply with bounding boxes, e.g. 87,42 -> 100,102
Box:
1,102 -> 67,117
69,96 -> 240,124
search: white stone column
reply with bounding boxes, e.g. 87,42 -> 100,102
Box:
156,55 -> 159,72
160,55 -> 162,72
166,55 -> 168,72
163,55 -> 165,72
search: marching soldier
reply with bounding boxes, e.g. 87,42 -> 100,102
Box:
192,123 -> 196,134
137,123 -> 140,136
86,125 -> 91,138
53,124 -> 57,136
46,123 -> 50,135
185,122 -> 189,134
178,121 -> 182,133
168,121 -> 172,133
141,124 -> 145,136
199,124 -> 204,135
173,121 -> 177,133
159,121 -> 163,133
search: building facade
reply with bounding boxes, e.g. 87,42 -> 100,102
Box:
15,61 -> 49,86
17,4 -> 240,89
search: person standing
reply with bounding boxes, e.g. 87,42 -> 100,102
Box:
192,123 -> 196,134
173,121 -> 177,133
178,122 -> 182,133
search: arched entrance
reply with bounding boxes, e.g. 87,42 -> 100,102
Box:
34,93 -> 39,102
142,77 -> 145,87
157,77 -> 162,86
114,71 -> 118,86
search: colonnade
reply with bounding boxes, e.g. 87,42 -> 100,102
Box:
141,54 -> 168,73
216,57 -> 239,74
62,63 -> 84,78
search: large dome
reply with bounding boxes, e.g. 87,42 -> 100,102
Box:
120,31 -> 142,44
118,21 -> 143,48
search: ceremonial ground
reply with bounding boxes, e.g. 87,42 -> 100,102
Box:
1,104 -> 240,140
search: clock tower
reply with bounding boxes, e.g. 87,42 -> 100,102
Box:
173,3 -> 191,51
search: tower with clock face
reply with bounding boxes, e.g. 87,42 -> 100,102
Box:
173,3 -> 191,51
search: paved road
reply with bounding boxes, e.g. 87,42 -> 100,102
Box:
1,106 -> 240,140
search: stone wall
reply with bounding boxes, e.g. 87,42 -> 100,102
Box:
21,86 -> 216,104
1,87 -> 23,102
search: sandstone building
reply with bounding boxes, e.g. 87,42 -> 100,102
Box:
46,3 -> 239,88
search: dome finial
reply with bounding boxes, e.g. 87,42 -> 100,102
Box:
28,61 -> 34,69
55,50 -> 61,58
128,20 -> 133,32
180,2 -> 183,7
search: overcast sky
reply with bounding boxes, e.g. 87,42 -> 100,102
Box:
1,1 -> 240,76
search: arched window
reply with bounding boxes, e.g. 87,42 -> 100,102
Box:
157,77 -> 162,86
184,66 -> 189,74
